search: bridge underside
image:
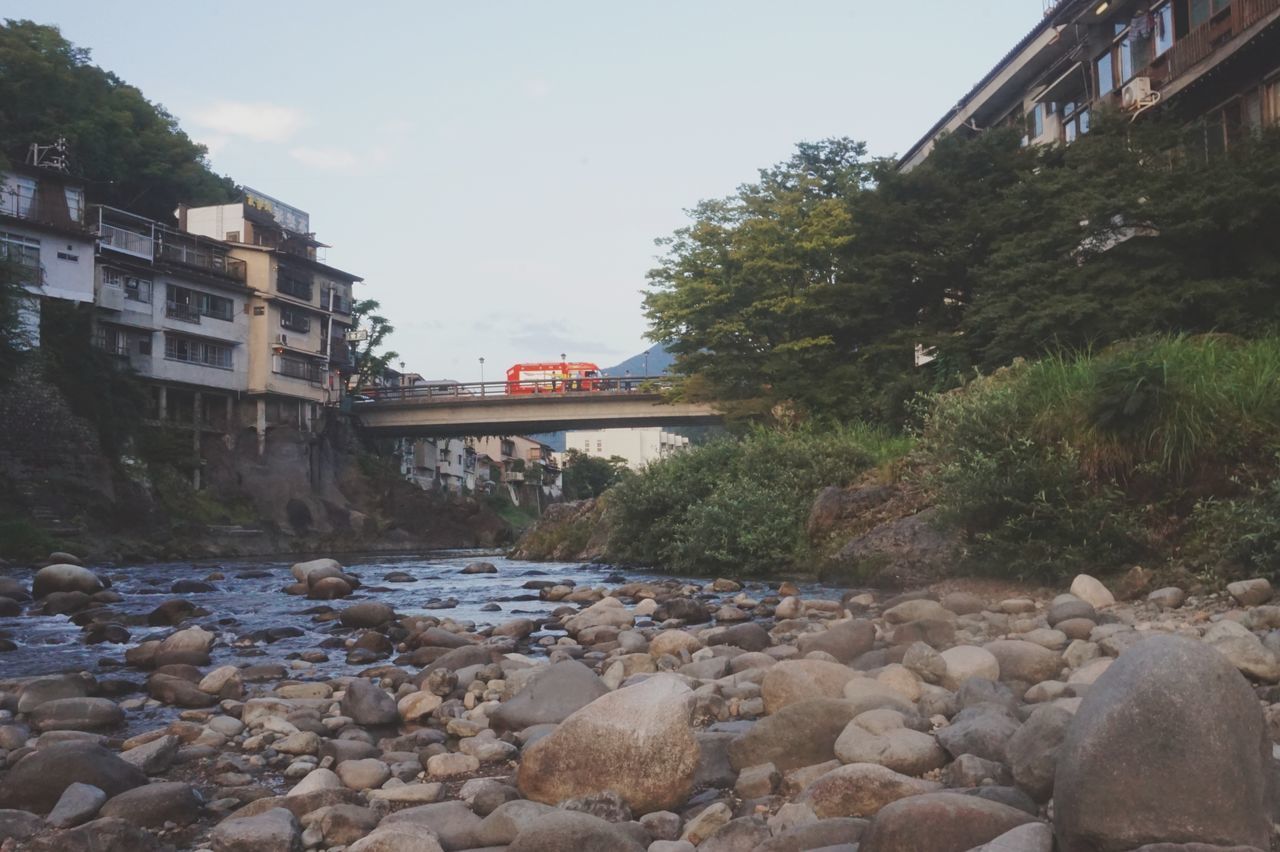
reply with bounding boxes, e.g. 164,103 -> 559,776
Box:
353,393 -> 722,438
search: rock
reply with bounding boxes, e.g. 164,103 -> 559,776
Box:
0,809 -> 45,842
306,803 -> 380,845
48,782 -> 108,828
507,810 -> 645,851
426,752 -> 480,777
475,800 -> 557,845
0,741 -> 146,813
461,561 -> 498,574
796,619 -> 876,663
843,678 -> 915,714
1147,587 -> 1186,609
349,825 -> 445,851
398,690 -> 443,722
155,625 -> 216,666
564,597 -> 634,634
903,642 -> 948,684
650,629 -> 703,658
337,758 -> 392,789
199,665 -> 241,694
25,816 -> 159,852
1227,578 -> 1273,607
729,698 -> 863,771
308,576 -> 353,599
288,768 -> 344,798
341,601 -> 395,629
489,660 -> 608,732
860,792 -> 1038,852
700,815 -> 771,851
518,674 -> 698,815
936,706 -> 1021,764
1054,636 -> 1271,851
378,800 -> 482,849
32,563 -> 103,598
969,822 -> 1055,852
17,673 -> 94,713
171,579 -> 215,593
1005,704 -> 1071,802
1069,575 -> 1115,609
1208,634 -> 1280,683
341,678 -> 399,726
99,781 -> 202,827
148,599 -> 198,626
716,621 -> 771,652
983,640 -> 1062,685
735,762 -> 781,798
29,697 -> 124,732
148,672 -> 218,707
120,734 -> 179,774
761,659 -> 856,713
834,720 -> 947,775
1047,597 -> 1097,627
797,763 -> 941,818
212,807 -> 302,852
681,802 -> 731,844
940,646 -> 1001,690
292,557 -> 343,582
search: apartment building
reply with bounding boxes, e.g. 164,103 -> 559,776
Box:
565,427 -> 689,471
899,0 -> 1280,170
182,189 -> 359,444
92,206 -> 252,437
0,152 -> 95,343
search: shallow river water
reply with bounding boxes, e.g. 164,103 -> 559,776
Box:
0,551 -> 846,684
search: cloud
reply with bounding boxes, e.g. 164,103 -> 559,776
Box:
522,77 -> 552,99
189,101 -> 305,143
288,144 -> 393,175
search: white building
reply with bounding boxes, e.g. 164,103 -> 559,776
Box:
564,427 -> 689,470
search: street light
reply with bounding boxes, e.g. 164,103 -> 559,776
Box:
479,357 -> 485,396
644,349 -> 650,378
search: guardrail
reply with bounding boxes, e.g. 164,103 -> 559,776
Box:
355,376 -> 673,403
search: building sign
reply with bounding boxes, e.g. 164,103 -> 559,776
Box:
243,187 -> 311,235
344,329 -> 369,342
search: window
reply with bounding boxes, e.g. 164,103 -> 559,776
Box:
167,284 -> 233,321
103,269 -> 153,303
280,306 -> 311,333
1063,105 -> 1091,143
225,230 -> 240,243
197,291 -> 233,321
63,187 -> 84,224
275,355 -> 323,383
1096,50 -> 1116,96
164,334 -> 232,369
1266,78 -> 1280,126
0,231 -> 40,268
277,265 -> 314,301
1026,103 -> 1055,141
1154,3 -> 1175,55
1189,0 -> 1231,27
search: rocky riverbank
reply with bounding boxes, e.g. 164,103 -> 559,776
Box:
0,554 -> 1277,851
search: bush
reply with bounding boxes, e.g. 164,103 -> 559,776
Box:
922,334 -> 1280,580
605,424 -> 911,576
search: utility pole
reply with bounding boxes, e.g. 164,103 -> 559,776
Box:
479,356 -> 485,396
644,349 -> 650,377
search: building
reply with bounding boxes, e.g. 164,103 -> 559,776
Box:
182,189 -> 359,445
564,427 -> 689,471
91,206 -> 252,443
899,0 -> 1280,171
1,145 -> 95,343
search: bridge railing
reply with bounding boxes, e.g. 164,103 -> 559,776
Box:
352,376 -> 673,404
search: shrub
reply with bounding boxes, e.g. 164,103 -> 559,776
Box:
605,424 -> 911,576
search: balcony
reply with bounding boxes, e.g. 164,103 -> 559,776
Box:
1143,0 -> 1280,85
277,267 -> 314,302
275,356 -> 325,384
99,222 -> 154,260
321,287 -> 351,315
165,302 -> 202,324
156,235 -> 247,281
1,184 -> 87,231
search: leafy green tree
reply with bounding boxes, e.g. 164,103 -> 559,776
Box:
349,298 -> 399,391
561,449 -> 631,500
0,19 -> 235,219
0,258 -> 34,381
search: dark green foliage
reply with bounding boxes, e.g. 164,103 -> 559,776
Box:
0,19 -> 235,218
561,449 -> 631,500
1192,473 -> 1280,575
605,425 -> 911,576
349,299 -> 399,391
0,258 -> 32,381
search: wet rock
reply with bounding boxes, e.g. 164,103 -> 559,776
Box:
341,677 -> 399,726
43,590 -> 92,614
48,782 -> 108,828
29,697 -> 124,732
507,810 -> 645,851
797,762 -> 941,818
1054,635 -> 1271,851
172,579 -> 215,593
308,576 -> 353,599
341,601 -> 395,629
33,563 -> 103,598
121,734 -> 179,774
0,741 -> 146,813
729,698 -> 862,771
212,806 -> 302,852
154,625 -> 215,666
147,599 -> 198,626
518,674 -> 698,814
489,660 -> 608,732
461,561 -> 498,574
99,781 -> 201,827
17,673 -> 94,713
860,791 -> 1038,852
149,672 -> 218,707
291,558 -> 343,583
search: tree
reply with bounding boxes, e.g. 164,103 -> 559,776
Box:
0,20 -> 236,219
0,257 -> 34,381
349,298 -> 399,391
561,449 -> 632,500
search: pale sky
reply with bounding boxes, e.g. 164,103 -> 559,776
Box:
12,1 -> 1042,380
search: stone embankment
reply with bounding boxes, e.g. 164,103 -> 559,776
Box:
1,554 -> 1278,851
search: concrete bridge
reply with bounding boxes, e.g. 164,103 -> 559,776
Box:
352,379 -> 721,438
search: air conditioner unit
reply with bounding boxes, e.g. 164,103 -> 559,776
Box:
275,333 -> 289,346
1122,77 -> 1153,111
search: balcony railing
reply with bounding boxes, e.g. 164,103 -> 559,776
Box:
1147,0 -> 1280,82
1,185 -> 86,229
156,237 -> 247,281
165,302 -> 202,324
275,357 -> 325,384
99,222 -> 154,260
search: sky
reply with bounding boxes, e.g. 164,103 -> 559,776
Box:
11,0 -> 1044,381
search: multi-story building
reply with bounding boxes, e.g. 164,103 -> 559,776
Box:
1,150 -> 95,342
565,427 -> 689,471
91,206 -> 252,440
899,0 -> 1280,171
182,189 -> 359,445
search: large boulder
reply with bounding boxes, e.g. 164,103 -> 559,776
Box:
99,781 -> 202,827
563,597 -> 634,635
29,697 -> 124,732
517,674 -> 698,814
211,807 -> 302,852
0,742 -> 146,813
292,558 -> 344,583
1054,635 -> 1271,851
341,602 -> 395,629
860,792 -> 1038,852
796,763 -> 941,818
32,564 -> 103,598
796,619 -> 876,663
340,678 -> 399,726
489,660 -> 609,732
154,625 -> 216,666
761,659 -> 856,714
1006,704 -> 1072,802
729,698 -> 861,771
